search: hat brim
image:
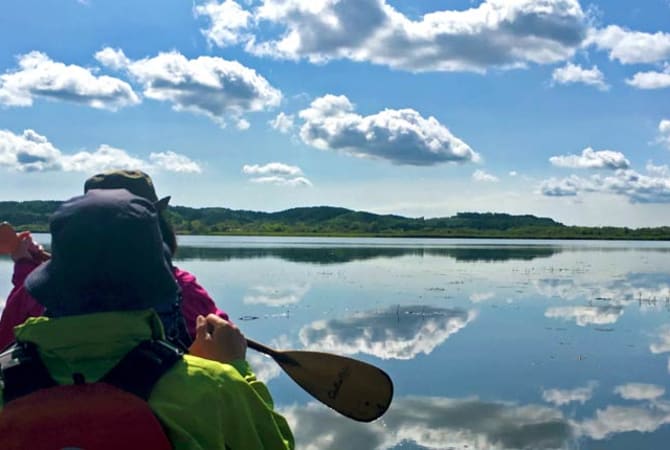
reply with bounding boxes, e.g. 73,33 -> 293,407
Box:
155,196 -> 171,211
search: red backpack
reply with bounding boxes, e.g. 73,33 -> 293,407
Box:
0,339 -> 182,450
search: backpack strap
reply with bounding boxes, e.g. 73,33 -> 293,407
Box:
0,342 -> 56,404
1,339 -> 182,404
101,339 -> 182,400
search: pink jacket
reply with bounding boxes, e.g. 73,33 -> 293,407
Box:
0,260 -> 228,350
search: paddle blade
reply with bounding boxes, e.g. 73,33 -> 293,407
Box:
0,222 -> 19,254
278,350 -> 393,422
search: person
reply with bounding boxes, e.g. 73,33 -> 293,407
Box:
0,169 -> 226,350
0,189 -> 294,449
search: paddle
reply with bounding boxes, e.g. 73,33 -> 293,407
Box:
0,222 -> 50,260
0,222 -> 394,421
246,339 -> 393,422
0,222 -> 19,254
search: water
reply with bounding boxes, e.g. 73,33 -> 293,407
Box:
2,236 -> 670,449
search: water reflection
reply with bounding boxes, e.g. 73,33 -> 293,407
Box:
298,306 -> 477,360
243,283 -> 310,306
281,396 -> 573,450
175,245 -> 562,264
544,305 -> 624,327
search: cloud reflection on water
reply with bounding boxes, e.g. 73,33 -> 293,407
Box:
544,305 -> 624,327
298,305 -> 477,359
282,396 -> 574,450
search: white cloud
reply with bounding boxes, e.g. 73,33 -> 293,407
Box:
0,51 -> 139,110
541,163 -> 670,203
549,147 -> 630,170
98,47 -> 281,127
545,305 -> 623,326
200,0 -> 588,73
539,175 -> 585,197
94,47 -> 131,71
298,94 -> 479,166
472,169 -> 499,182
249,175 -> 312,186
269,112 -> 295,134
509,171 -> 518,177
551,63 -> 609,91
626,67 -> 670,90
588,25 -> 670,64
659,120 -> 670,149
242,162 -> 311,186
236,118 -> 251,130
61,145 -> 148,173
614,383 -> 665,401
243,162 -> 303,176
299,306 -> 477,360
0,128 -> 200,174
542,382 -> 598,406
149,151 -> 202,173
194,0 -> 252,47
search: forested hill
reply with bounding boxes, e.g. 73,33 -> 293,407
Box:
1,201 -> 669,240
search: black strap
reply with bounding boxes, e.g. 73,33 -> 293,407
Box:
0,342 -> 56,403
1,340 -> 182,404
101,340 -> 182,400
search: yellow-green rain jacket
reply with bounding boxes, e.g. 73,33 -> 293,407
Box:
0,310 -> 294,450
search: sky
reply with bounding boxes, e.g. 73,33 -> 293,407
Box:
1,0 -> 670,227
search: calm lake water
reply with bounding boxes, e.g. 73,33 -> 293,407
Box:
2,236 -> 670,449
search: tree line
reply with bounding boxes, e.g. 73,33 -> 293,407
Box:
1,200 -> 669,240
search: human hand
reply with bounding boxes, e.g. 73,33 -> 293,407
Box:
11,231 -> 49,263
189,314 -> 247,363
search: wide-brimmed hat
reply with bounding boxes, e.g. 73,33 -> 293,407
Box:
25,189 -> 179,317
84,170 -> 171,210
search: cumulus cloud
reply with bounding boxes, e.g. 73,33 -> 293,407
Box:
194,0 -> 252,47
539,175 -> 585,197
551,63 -> 609,91
549,147 -> 630,170
540,164 -> 670,203
96,47 -> 281,127
542,382 -> 598,406
269,112 -> 295,134
472,169 -> 499,182
198,0 -> 588,73
659,120 -> 670,149
94,47 -> 131,71
614,383 -> 665,401
281,396 -> 572,450
0,51 -> 139,110
626,65 -> 670,90
298,305 -> 477,360
298,94 -> 479,166
236,118 -> 251,130
0,128 -> 201,173
588,25 -> 670,64
242,162 -> 312,186
544,305 -> 624,327
149,151 -> 202,173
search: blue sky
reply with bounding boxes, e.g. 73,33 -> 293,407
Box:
1,0 -> 670,227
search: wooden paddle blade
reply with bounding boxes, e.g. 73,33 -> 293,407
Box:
0,222 -> 19,254
278,350 -> 393,422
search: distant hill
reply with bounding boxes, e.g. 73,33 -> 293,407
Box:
1,201 -> 669,240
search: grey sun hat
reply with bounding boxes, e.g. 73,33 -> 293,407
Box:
25,189 -> 179,317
